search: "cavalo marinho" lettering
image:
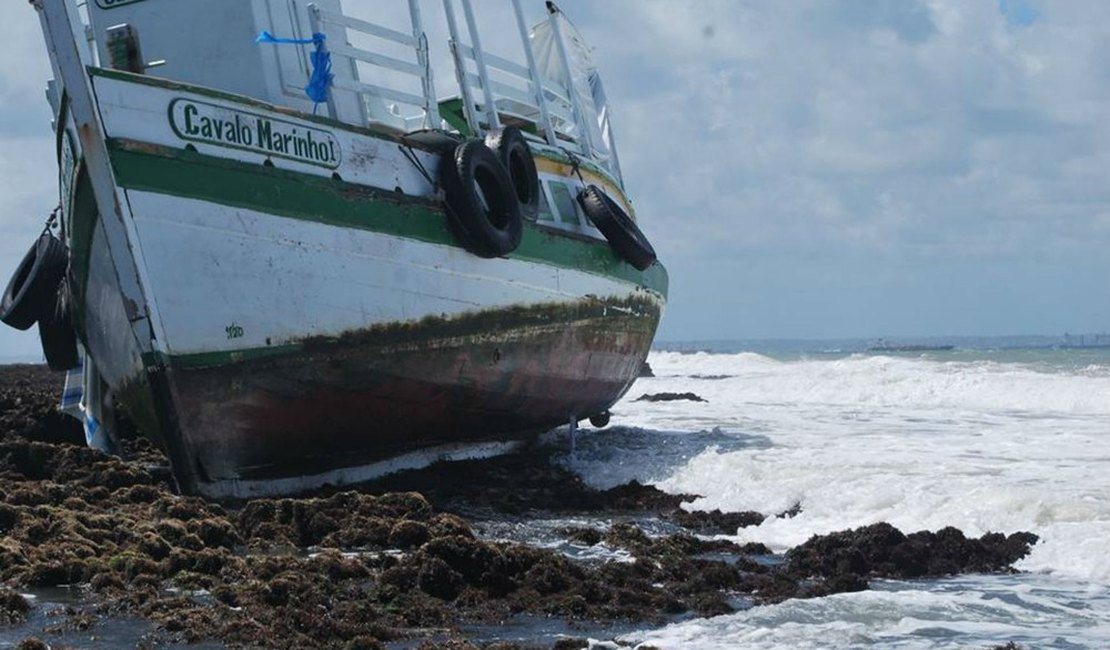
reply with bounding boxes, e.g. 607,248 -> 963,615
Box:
169,99 -> 341,168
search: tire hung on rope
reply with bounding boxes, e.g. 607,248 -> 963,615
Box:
576,185 -> 657,271
485,127 -> 540,221
440,139 -> 523,258
1,233 -> 68,331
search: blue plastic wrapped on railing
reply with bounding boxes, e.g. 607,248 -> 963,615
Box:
256,31 -> 333,111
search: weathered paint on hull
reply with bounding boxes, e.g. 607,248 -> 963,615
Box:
162,296 -> 660,497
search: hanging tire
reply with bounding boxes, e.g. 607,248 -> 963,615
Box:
38,289 -> 79,371
576,185 -> 657,271
485,127 -> 540,221
1,233 -> 68,331
440,139 -> 522,258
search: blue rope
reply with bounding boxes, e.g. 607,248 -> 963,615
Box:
256,31 -> 333,109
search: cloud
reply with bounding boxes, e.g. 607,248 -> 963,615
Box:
558,0 -> 1110,336
0,1 -> 1107,346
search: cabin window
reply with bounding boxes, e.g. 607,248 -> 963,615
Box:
549,182 -> 581,226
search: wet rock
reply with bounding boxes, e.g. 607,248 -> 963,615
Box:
777,502 -> 803,519
560,526 -> 604,546
634,392 -> 706,403
0,365 -> 1044,648
668,508 -> 765,534
604,523 -> 652,550
784,523 -> 1039,592
15,639 -> 49,650
346,636 -> 386,650
0,365 -> 82,445
389,520 -> 432,550
238,491 -> 435,549
417,556 -> 465,600
638,361 -> 654,377
364,451 -> 691,516
0,588 -> 31,625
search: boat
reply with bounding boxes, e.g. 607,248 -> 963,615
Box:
0,0 -> 667,497
868,340 -> 955,353
1058,334 -> 1110,350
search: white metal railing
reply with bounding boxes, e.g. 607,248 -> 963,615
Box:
442,0 -> 586,152
308,1 -> 440,131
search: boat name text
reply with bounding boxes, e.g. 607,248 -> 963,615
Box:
169,99 -> 341,168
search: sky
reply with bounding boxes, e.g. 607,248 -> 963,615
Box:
1,0 -> 1109,359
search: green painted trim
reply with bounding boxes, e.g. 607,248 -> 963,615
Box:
107,140 -> 669,295
144,343 -> 303,370
437,98 -> 472,137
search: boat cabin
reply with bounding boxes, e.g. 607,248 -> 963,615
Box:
71,0 -> 625,209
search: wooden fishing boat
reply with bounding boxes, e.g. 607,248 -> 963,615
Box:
1,0 -> 666,497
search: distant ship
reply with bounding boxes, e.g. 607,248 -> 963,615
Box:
868,340 -> 955,353
1059,334 -> 1110,349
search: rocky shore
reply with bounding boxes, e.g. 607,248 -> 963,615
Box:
0,364 -> 1038,649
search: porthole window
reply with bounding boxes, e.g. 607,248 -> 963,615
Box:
549,182 -> 581,226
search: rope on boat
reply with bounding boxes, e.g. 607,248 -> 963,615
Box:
561,147 -> 587,185
41,203 -> 61,236
398,144 -> 436,192
256,31 -> 333,111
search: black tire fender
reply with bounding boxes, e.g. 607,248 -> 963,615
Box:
588,411 -> 611,428
485,127 -> 540,221
576,185 -> 657,271
1,233 -> 68,331
440,139 -> 523,258
39,289 -> 79,371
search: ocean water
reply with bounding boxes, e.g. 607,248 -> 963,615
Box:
561,343 -> 1110,649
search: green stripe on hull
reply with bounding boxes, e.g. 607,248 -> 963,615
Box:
107,141 -> 668,294
147,294 -> 661,371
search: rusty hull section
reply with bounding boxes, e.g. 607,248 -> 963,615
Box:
166,295 -> 661,493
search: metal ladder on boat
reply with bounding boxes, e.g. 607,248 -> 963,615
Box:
441,0 -> 594,154
307,0 -> 441,131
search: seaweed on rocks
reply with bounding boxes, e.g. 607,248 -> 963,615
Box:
667,508 -> 765,534
0,588 -> 31,625
360,449 -> 691,516
634,392 -> 706,403
0,365 -> 1041,648
780,522 -> 1040,599
0,365 -> 82,446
